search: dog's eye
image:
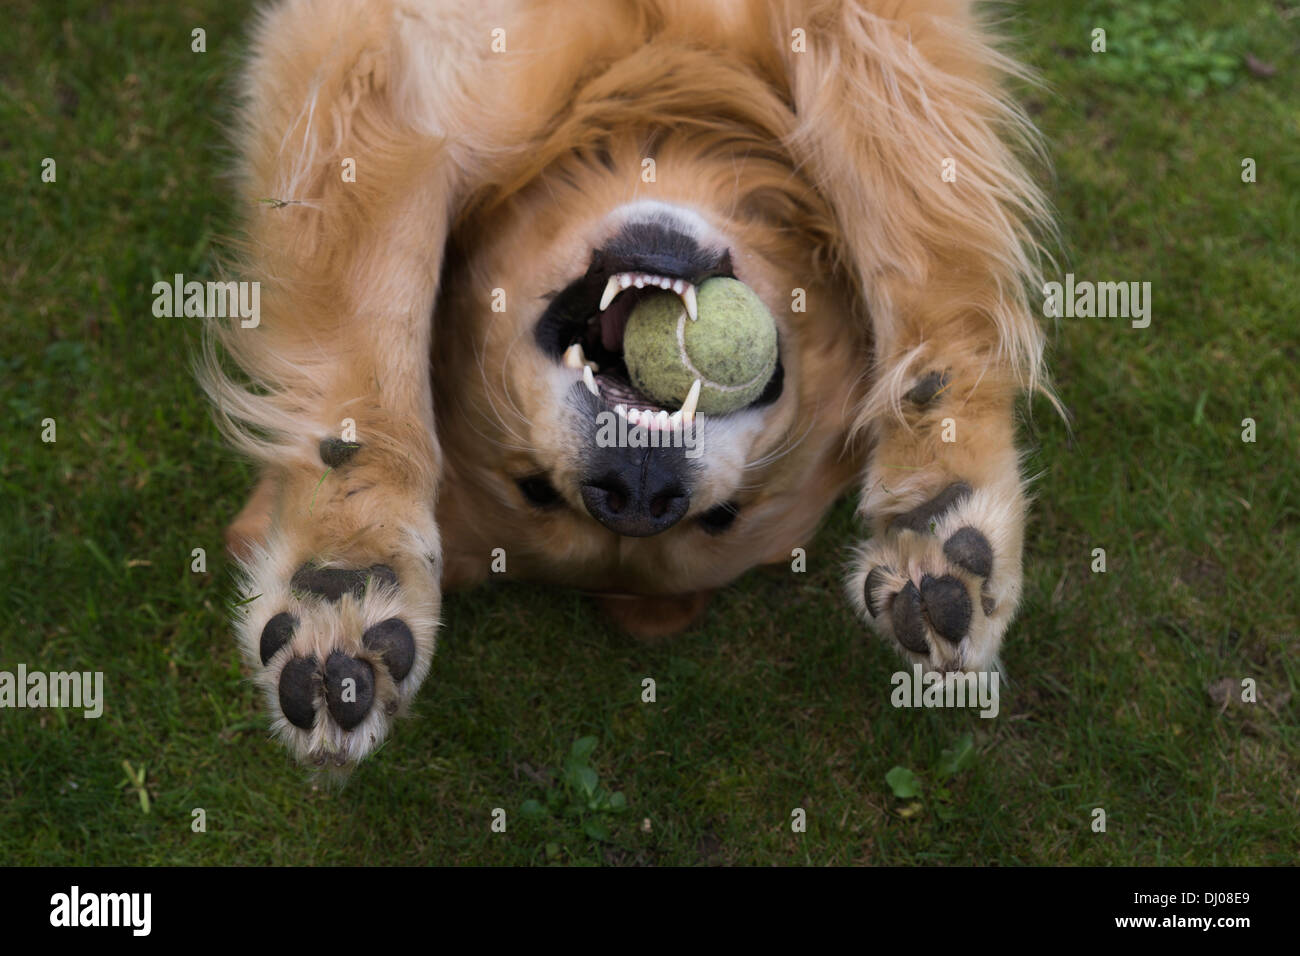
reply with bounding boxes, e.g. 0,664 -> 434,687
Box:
516,474 -> 563,509
698,501 -> 739,534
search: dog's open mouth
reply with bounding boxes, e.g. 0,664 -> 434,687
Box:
534,225 -> 782,425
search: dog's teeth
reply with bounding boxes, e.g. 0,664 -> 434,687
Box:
680,378 -> 701,423
672,279 -> 685,293
583,365 -> 600,397
614,403 -> 628,419
656,410 -> 670,430
633,275 -> 646,289
599,276 -> 621,311
619,273 -> 633,289
669,410 -> 683,429
681,284 -> 698,321
563,343 -> 586,369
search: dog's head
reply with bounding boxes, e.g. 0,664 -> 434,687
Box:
432,25 -> 871,603
430,0 -> 1046,613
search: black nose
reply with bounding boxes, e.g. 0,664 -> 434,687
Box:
580,449 -> 691,537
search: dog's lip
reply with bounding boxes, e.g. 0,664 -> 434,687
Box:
587,247 -> 734,288
571,369 -> 701,430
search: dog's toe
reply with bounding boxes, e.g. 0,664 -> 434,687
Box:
864,566 -> 894,619
260,611 -> 298,665
362,618 -> 416,681
278,656 -> 320,729
919,573 -> 972,644
324,651 -> 375,730
890,581 -> 930,654
943,526 -> 993,578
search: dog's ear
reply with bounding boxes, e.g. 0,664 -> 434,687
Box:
768,0 -> 1051,410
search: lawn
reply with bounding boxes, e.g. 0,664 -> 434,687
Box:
1,0 -> 1296,865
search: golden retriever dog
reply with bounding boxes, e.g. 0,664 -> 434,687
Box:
203,0 -> 1052,766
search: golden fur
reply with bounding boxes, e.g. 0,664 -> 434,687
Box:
203,0 -> 1052,765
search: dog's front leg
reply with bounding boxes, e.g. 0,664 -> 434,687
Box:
846,296 -> 1032,674
202,0 -> 494,767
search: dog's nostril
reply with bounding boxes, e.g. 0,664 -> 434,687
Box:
649,490 -> 685,519
580,468 -> 689,537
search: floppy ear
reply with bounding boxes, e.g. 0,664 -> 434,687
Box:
203,0 -> 494,470
768,0 -> 1053,422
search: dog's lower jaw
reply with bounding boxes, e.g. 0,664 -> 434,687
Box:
594,590 -> 716,642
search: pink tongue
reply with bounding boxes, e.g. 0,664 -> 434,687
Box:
599,295 -> 637,351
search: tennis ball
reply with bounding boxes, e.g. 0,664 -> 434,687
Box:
623,277 -> 777,416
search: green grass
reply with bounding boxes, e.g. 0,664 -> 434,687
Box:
1,0 -> 1297,865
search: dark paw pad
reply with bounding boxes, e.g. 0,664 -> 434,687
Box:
291,564 -> 398,602
363,618 -> 416,681
260,612 -> 298,665
891,482 -> 972,534
943,526 -> 993,578
324,652 -> 375,730
891,581 -> 930,654
864,566 -> 893,619
279,656 -> 320,729
919,574 -> 972,643
904,370 -> 950,407
319,438 -> 361,468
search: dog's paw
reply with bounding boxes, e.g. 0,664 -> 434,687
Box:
235,543 -> 438,767
848,480 -> 1024,671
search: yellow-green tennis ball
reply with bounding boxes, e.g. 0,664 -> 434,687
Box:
623,277 -> 777,416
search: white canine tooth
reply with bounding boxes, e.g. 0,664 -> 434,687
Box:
680,378 -> 701,423
681,284 -> 698,321
599,276 -> 621,311
582,365 -> 599,397
563,343 -> 585,369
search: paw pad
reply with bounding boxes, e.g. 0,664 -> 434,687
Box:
290,563 -> 397,602
891,482 -> 971,534
278,655 -> 320,729
919,573 -> 972,643
362,618 -> 416,681
891,581 -> 929,653
943,526 -> 993,578
324,651 -> 375,730
864,566 -> 894,619
259,611 -> 298,665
